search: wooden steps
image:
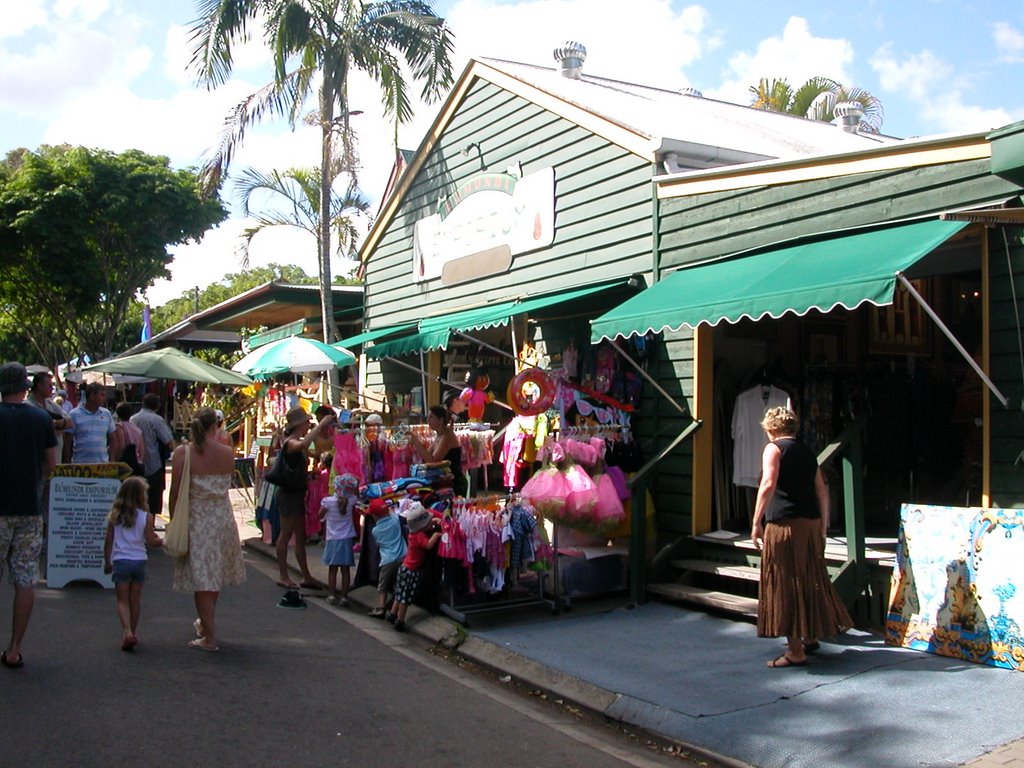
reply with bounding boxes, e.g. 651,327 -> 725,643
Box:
648,539 -> 763,620
647,583 -> 759,619
669,559 -> 760,581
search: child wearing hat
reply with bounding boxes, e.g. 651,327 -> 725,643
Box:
385,502 -> 441,632
367,498 -> 406,619
319,473 -> 359,606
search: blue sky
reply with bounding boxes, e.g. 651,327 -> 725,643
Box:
1,0 -> 1022,306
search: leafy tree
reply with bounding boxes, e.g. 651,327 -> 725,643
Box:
749,76 -> 884,133
234,165 -> 370,275
188,0 -> 455,372
151,263 -> 318,331
0,145 -> 226,369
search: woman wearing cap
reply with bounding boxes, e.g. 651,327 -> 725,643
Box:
275,406 -> 336,589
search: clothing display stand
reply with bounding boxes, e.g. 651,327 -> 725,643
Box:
438,497 -> 559,626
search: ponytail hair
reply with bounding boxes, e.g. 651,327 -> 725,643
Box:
190,406 -> 218,451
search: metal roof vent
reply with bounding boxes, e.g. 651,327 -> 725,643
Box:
554,41 -> 587,79
834,100 -> 864,133
678,87 -> 703,97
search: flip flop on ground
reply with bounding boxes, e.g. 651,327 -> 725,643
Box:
766,654 -> 807,668
188,639 -> 219,652
275,580 -> 299,589
2,651 -> 24,668
300,580 -> 325,590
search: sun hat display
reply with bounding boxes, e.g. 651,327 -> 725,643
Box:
284,406 -> 312,434
0,362 -> 31,395
405,503 -> 433,534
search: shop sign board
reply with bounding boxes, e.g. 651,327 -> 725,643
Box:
46,465 -> 128,588
412,167 -> 555,283
887,503 -> 1024,670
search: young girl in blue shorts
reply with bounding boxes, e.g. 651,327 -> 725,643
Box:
103,476 -> 163,651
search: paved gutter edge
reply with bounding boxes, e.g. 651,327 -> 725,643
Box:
243,537 -> 750,768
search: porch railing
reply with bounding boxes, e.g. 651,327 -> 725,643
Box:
817,416 -> 869,606
629,419 -> 704,604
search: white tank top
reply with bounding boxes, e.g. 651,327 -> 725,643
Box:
111,509 -> 149,561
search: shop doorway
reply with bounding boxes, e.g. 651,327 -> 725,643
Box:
710,242 -> 984,538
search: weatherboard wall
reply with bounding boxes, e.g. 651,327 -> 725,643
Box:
360,76 -> 700,541
361,78 -> 653,333
656,158 -> 1021,271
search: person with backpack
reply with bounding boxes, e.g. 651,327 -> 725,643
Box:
110,402 -> 146,476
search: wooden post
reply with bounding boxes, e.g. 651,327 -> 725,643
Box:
692,324 -> 714,534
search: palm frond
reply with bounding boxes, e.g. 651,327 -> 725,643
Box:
749,78 -> 793,112
198,73 -> 307,194
188,0 -> 261,88
791,76 -> 840,119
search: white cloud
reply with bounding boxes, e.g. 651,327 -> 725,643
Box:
54,0 -> 110,23
871,43 -> 951,102
1,0 -> 47,38
993,21 -> 1024,64
0,16 -> 151,119
709,16 -> 855,106
871,42 -> 1017,134
445,0 -> 709,89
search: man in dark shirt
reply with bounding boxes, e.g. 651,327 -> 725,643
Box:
0,362 -> 58,669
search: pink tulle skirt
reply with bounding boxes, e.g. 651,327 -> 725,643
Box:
563,464 -> 598,522
521,467 -> 570,520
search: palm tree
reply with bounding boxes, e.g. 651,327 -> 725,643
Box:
749,76 -> 884,133
234,166 -> 370,282
188,0 -> 455,359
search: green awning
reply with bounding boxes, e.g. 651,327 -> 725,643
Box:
333,323 -> 416,350
591,219 -> 968,342
365,328 -> 454,360
369,282 -> 626,359
248,319 -> 307,350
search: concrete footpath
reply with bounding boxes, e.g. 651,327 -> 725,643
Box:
244,527 -> 1024,768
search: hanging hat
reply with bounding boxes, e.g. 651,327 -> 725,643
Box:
333,473 -> 359,494
284,406 -> 312,434
405,503 -> 433,534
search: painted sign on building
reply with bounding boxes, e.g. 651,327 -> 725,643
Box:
412,167 -> 555,284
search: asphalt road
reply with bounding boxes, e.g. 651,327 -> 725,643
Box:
0,550 -> 696,768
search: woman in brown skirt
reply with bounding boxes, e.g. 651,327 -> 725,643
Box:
751,406 -> 852,668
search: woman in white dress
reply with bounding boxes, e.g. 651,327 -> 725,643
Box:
169,407 -> 246,652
